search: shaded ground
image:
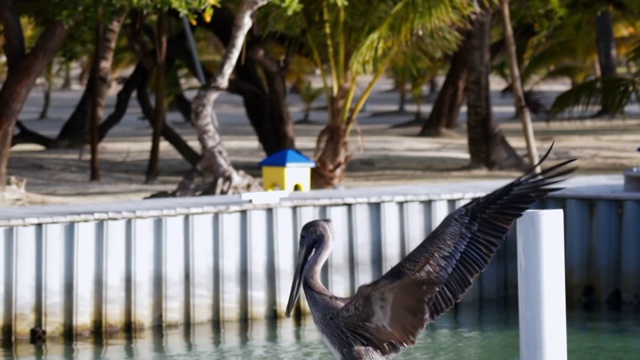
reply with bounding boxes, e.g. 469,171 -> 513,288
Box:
5,76 -> 640,206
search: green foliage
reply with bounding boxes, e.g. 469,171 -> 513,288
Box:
518,1 -> 640,117
628,39 -> 640,65
265,0 -> 472,73
271,0 -> 303,15
127,0 -> 211,13
497,0 -> 640,90
387,36 -> 444,97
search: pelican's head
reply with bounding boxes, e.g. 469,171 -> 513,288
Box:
285,219 -> 334,317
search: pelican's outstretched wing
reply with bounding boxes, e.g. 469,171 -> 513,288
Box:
337,278 -> 438,356
379,145 -> 576,322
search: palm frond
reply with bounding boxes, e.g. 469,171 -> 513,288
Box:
298,80 -> 324,104
628,39 -> 640,70
550,76 -> 640,116
350,0 -> 471,73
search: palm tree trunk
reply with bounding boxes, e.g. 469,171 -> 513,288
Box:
595,8 -> 617,115
420,37 -> 470,136
312,86 -> 350,188
89,7 -> 104,181
39,61 -> 53,119
398,76 -> 407,112
466,10 -> 525,170
174,0 -> 265,196
146,11 -> 167,183
312,124 -> 349,189
57,12 -> 124,149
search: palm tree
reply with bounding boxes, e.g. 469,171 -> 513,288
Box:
549,3 -> 640,117
491,1 -> 639,118
550,45 -> 640,116
382,41 -> 444,125
268,0 -> 473,187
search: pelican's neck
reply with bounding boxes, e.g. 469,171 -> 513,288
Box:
302,237 -> 332,295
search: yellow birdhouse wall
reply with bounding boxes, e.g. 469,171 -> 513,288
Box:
262,166 -> 311,192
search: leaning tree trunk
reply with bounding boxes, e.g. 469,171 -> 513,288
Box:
0,0 -> 72,188
90,10 -> 126,181
58,11 -> 124,149
56,81 -> 93,147
104,30 -> 201,165
174,0 -> 266,196
133,64 -> 201,166
97,64 -> 146,140
466,10 -> 525,170
421,22 -> 539,138
199,7 -> 295,156
500,0 -> 539,169
11,20 -> 201,169
419,36 -> 471,137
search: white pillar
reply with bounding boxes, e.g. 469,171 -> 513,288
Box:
517,209 -> 568,360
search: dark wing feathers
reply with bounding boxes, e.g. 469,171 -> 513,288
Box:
331,146 -> 575,354
379,146 -> 576,322
338,278 -> 439,355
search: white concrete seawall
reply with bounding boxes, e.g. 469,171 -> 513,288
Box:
0,175 -> 638,341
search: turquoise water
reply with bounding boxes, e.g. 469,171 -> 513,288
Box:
2,307 -> 639,359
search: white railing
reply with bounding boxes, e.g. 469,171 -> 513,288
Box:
0,175 -> 637,341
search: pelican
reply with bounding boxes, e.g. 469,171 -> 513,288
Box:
285,147 -> 576,359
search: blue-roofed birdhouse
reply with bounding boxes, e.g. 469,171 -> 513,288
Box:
259,149 -> 316,192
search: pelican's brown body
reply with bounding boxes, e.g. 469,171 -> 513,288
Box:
286,147 -> 576,359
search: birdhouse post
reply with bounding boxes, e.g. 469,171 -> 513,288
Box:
259,149 -> 316,192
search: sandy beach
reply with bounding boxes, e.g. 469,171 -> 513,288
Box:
5,76 -> 640,206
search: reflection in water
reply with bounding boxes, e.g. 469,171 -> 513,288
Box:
1,307 -> 639,359
182,325 -> 193,353
61,342 -> 74,360
152,327 -> 165,358
123,333 -> 134,359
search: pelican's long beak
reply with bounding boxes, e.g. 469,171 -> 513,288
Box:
285,243 -> 312,318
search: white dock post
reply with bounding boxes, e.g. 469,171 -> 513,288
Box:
517,209 -> 567,360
